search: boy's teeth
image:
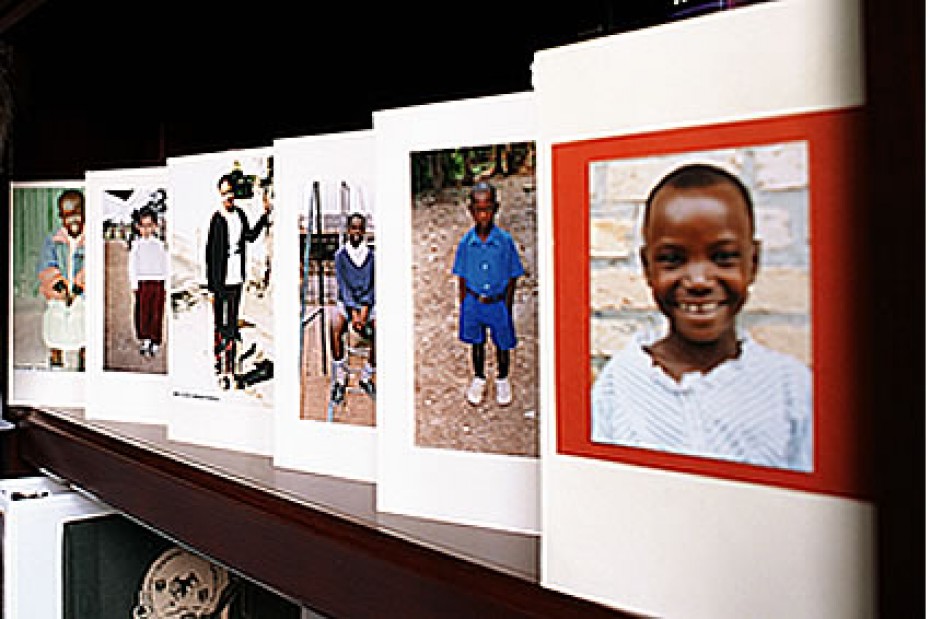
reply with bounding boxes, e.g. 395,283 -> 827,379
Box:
681,302 -> 718,313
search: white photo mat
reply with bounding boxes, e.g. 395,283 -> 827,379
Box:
534,1 -> 874,617
272,130 -> 378,482
165,148 -> 276,455
85,167 -> 170,425
375,92 -> 540,533
8,180 -> 87,407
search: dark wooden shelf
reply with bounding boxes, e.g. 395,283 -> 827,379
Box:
6,406 -> 638,619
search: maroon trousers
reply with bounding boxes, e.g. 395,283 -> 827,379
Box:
134,280 -> 165,344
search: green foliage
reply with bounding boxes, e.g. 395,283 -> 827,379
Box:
411,142 -> 535,196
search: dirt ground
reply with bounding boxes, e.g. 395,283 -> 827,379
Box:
104,239 -> 168,374
412,173 -> 539,457
300,308 -> 376,426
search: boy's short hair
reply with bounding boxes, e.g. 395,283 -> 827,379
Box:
467,181 -> 499,207
138,206 -> 158,224
346,212 -> 367,229
57,189 -> 84,212
643,163 -> 754,233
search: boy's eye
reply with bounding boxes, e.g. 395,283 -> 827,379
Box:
655,251 -> 684,267
712,250 -> 740,265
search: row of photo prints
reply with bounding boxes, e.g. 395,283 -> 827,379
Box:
5,2 -> 876,617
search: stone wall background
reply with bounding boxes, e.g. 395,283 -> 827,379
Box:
589,142 -> 812,378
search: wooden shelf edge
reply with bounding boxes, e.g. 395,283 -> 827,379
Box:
8,406 -> 639,619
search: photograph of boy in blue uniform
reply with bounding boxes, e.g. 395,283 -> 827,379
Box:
329,212 -> 376,404
452,181 -> 525,407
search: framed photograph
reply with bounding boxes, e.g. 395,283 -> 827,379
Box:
166,148 -> 275,454
576,138 -> 817,474
375,92 -> 540,533
273,130 -> 378,482
8,180 -> 87,407
85,167 -> 171,424
535,1 -> 874,617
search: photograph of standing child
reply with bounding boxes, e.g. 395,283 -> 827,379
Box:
102,187 -> 169,374
591,162 -> 812,472
453,181 -> 524,407
205,173 -> 272,377
411,142 -> 538,457
169,153 -> 275,407
38,188 -> 87,371
128,208 -> 168,358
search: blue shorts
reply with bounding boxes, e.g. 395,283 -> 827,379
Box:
458,294 -> 517,350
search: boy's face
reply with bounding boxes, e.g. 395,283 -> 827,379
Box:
58,195 -> 85,238
219,180 -> 236,211
640,181 -> 759,346
138,215 -> 156,238
468,192 -> 497,232
346,218 -> 366,248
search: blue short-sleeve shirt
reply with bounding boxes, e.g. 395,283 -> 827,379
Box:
452,225 -> 525,297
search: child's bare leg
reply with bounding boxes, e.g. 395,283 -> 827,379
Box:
329,311 -> 349,404
330,312 -> 348,362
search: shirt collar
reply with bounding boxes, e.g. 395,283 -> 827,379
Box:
466,225 -> 502,246
53,227 -> 85,247
346,242 -> 369,267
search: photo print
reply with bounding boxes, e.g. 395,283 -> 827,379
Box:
553,108 -> 869,496
410,142 -> 539,457
375,93 -> 539,532
170,153 -> 275,407
8,181 -> 88,406
539,3 -> 871,616
102,185 -> 169,375
298,179 -> 376,427
587,143 -> 812,472
10,183 -> 87,374
272,130 -> 378,482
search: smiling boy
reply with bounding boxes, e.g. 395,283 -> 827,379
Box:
38,189 -> 87,369
591,163 -> 812,472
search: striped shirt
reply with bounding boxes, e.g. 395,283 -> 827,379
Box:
591,333 -> 812,472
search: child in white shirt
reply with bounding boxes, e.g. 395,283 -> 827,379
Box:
128,208 -> 168,357
591,163 -> 812,472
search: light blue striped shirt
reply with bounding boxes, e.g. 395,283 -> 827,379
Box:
592,334 -> 812,472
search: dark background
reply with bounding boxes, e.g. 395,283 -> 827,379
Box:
2,0 -> 754,176
0,1 -> 923,617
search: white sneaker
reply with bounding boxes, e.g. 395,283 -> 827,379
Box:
149,343 -> 160,355
139,339 -> 151,355
495,378 -> 512,406
466,377 -> 486,406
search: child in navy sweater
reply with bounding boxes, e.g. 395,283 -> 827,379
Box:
330,213 -> 376,402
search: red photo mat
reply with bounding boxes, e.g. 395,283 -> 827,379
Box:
554,108 -> 872,499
